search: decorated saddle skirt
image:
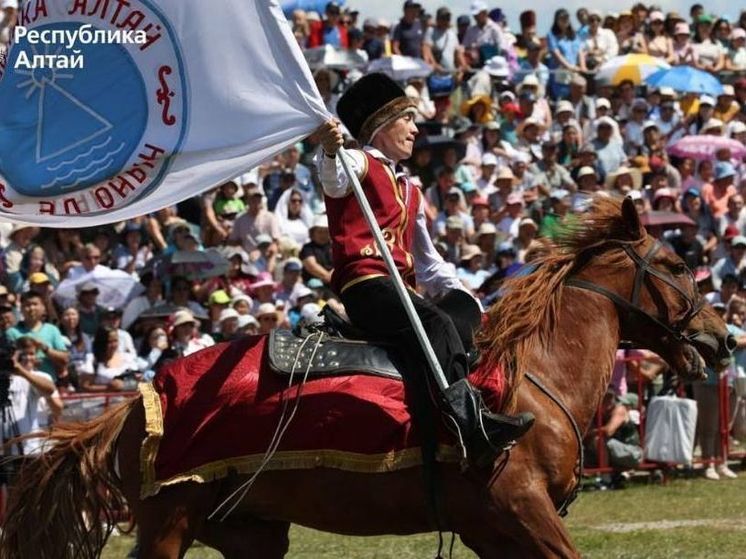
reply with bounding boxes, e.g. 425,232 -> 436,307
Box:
139,317 -> 505,498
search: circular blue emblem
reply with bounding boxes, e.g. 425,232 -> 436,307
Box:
0,23 -> 148,197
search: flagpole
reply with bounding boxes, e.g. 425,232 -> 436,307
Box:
337,147 -> 450,392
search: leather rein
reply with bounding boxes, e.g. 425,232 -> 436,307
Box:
529,238 -> 707,517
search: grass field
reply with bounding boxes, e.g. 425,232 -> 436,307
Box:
103,473 -> 746,558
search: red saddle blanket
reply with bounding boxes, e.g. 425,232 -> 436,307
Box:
139,334 -> 506,498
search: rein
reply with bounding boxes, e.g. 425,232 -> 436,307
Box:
525,372 -> 583,517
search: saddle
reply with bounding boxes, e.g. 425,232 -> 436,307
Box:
267,290 -> 482,381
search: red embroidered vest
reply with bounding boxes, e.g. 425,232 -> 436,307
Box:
325,151 -> 420,294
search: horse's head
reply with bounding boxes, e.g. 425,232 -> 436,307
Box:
574,197 -> 732,381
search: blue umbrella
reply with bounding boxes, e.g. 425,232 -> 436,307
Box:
645,66 -> 724,96
281,0 -> 346,16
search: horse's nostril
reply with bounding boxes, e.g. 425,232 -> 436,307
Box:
726,334 -> 737,353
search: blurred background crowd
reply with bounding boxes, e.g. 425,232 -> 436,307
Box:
0,0 -> 744,480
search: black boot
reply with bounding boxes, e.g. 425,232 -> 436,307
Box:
443,379 -> 535,467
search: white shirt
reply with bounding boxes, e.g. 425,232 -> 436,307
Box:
9,371 -> 53,455
316,147 -> 470,300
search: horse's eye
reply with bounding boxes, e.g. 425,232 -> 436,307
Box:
671,263 -> 688,276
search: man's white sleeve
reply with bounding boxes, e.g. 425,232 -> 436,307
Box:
314,149 -> 367,199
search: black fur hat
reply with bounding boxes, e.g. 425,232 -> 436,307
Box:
336,73 -> 417,145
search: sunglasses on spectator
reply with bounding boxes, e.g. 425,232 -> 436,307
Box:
290,197 -> 303,203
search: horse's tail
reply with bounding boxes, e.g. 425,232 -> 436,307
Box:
0,398 -> 137,559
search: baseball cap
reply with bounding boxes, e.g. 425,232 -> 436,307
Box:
577,166 -> 596,179
255,302 -> 278,318
219,308 -> 240,323
550,189 -> 570,201
311,215 -> 329,230
720,84 -> 735,97
596,98 -> 611,110
481,152 -> 499,166
477,222 -> 498,236
255,233 -> 273,246
649,10 -> 664,21
496,167 -> 515,181
556,100 -> 574,114
29,272 -> 50,285
699,94 -> 715,106
0,285 -> 8,296
470,0 -> 488,16
77,281 -> 99,294
446,215 -> 464,230
506,192 -> 525,206
209,290 -> 231,305
460,244 -> 483,261
447,186 -> 463,198
732,235 -> 746,248
237,314 -> 259,330
472,195 -> 490,208
284,258 -> 303,272
674,22 -> 690,35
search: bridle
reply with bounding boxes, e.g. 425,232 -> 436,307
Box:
565,238 -> 707,345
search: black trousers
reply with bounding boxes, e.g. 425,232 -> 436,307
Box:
341,277 -> 468,387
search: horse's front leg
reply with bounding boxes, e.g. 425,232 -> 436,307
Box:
459,487 -> 580,559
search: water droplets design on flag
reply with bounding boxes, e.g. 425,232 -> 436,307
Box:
0,0 -> 188,213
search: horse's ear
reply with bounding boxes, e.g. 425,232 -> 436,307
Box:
621,197 -> 644,240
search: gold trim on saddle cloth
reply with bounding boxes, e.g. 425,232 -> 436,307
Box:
138,383 -> 461,499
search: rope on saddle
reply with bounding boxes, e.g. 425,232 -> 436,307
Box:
208,331 -> 326,521
525,372 -> 584,517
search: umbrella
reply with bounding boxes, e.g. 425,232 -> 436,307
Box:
138,303 -> 208,322
595,54 -> 670,85
645,65 -> 724,96
304,45 -> 368,70
640,211 -> 696,228
54,268 -> 145,310
166,249 -> 230,281
668,135 -> 746,161
367,55 -> 432,82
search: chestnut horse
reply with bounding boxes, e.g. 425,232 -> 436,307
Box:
0,198 -> 733,559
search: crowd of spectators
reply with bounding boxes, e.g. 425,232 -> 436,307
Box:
0,0 -> 744,476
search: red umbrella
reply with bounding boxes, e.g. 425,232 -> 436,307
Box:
640,211 -> 695,228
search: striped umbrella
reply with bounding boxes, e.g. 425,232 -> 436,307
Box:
595,54 -> 671,85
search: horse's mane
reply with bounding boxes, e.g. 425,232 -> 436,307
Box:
476,196 -> 638,410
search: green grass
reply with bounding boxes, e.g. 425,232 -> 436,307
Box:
102,474 -> 746,558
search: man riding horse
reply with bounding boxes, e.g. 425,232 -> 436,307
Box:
315,73 -> 534,465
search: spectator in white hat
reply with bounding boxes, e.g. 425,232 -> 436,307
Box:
255,302 -> 281,335
476,152 -> 498,194
456,244 -> 490,291
727,27 -> 746,70
215,308 -> 240,342
169,309 -> 214,357
672,22 -> 696,65
714,85 -> 739,123
300,215 -> 333,286
462,0 -> 505,68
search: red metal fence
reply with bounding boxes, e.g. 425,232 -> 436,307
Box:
584,357 -> 744,475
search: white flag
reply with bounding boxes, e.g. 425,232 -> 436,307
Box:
0,0 -> 329,226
